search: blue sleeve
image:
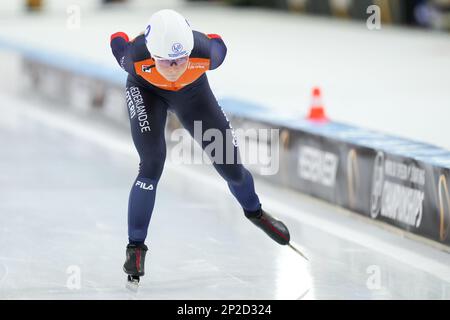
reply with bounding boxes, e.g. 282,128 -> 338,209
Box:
192,31 -> 227,70
208,35 -> 227,70
210,38 -> 227,70
110,32 -> 133,73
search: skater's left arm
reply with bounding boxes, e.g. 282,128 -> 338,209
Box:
193,31 -> 227,70
206,33 -> 227,70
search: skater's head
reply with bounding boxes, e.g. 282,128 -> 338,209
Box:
152,55 -> 189,82
145,9 -> 193,82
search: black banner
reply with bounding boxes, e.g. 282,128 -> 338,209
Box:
228,114 -> 450,247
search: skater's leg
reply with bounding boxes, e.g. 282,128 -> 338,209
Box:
173,76 -> 290,245
228,167 -> 261,214
173,77 -> 260,212
125,81 -> 168,245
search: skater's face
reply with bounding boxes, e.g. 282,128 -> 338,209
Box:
153,55 -> 189,82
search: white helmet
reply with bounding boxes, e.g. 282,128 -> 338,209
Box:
145,9 -> 194,60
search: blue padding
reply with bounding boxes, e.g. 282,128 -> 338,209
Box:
0,37 -> 126,85
221,102 -> 450,168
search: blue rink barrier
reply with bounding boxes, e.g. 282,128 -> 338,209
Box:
2,39 -> 450,247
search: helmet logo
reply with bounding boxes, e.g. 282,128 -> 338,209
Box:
172,43 -> 183,53
168,43 -> 187,58
144,25 -> 151,44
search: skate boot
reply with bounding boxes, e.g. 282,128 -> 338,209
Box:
245,209 -> 290,245
123,243 -> 148,287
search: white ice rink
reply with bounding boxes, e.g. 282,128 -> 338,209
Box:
1,92 -> 450,299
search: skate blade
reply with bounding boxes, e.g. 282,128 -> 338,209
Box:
296,288 -> 311,300
126,276 -> 140,292
288,242 -> 309,261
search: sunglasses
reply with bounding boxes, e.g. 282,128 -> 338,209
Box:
153,56 -> 189,67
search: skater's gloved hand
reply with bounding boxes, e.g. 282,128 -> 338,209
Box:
110,31 -> 129,44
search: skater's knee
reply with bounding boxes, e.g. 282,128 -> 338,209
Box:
138,160 -> 165,180
138,150 -> 166,180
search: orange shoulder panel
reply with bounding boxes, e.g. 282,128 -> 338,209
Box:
134,58 -> 210,91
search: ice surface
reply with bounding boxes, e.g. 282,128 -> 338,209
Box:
1,92 -> 450,299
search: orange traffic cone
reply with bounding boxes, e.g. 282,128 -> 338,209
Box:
307,87 -> 328,122
26,0 -> 43,11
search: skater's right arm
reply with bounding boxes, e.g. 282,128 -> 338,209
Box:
110,32 -> 133,73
